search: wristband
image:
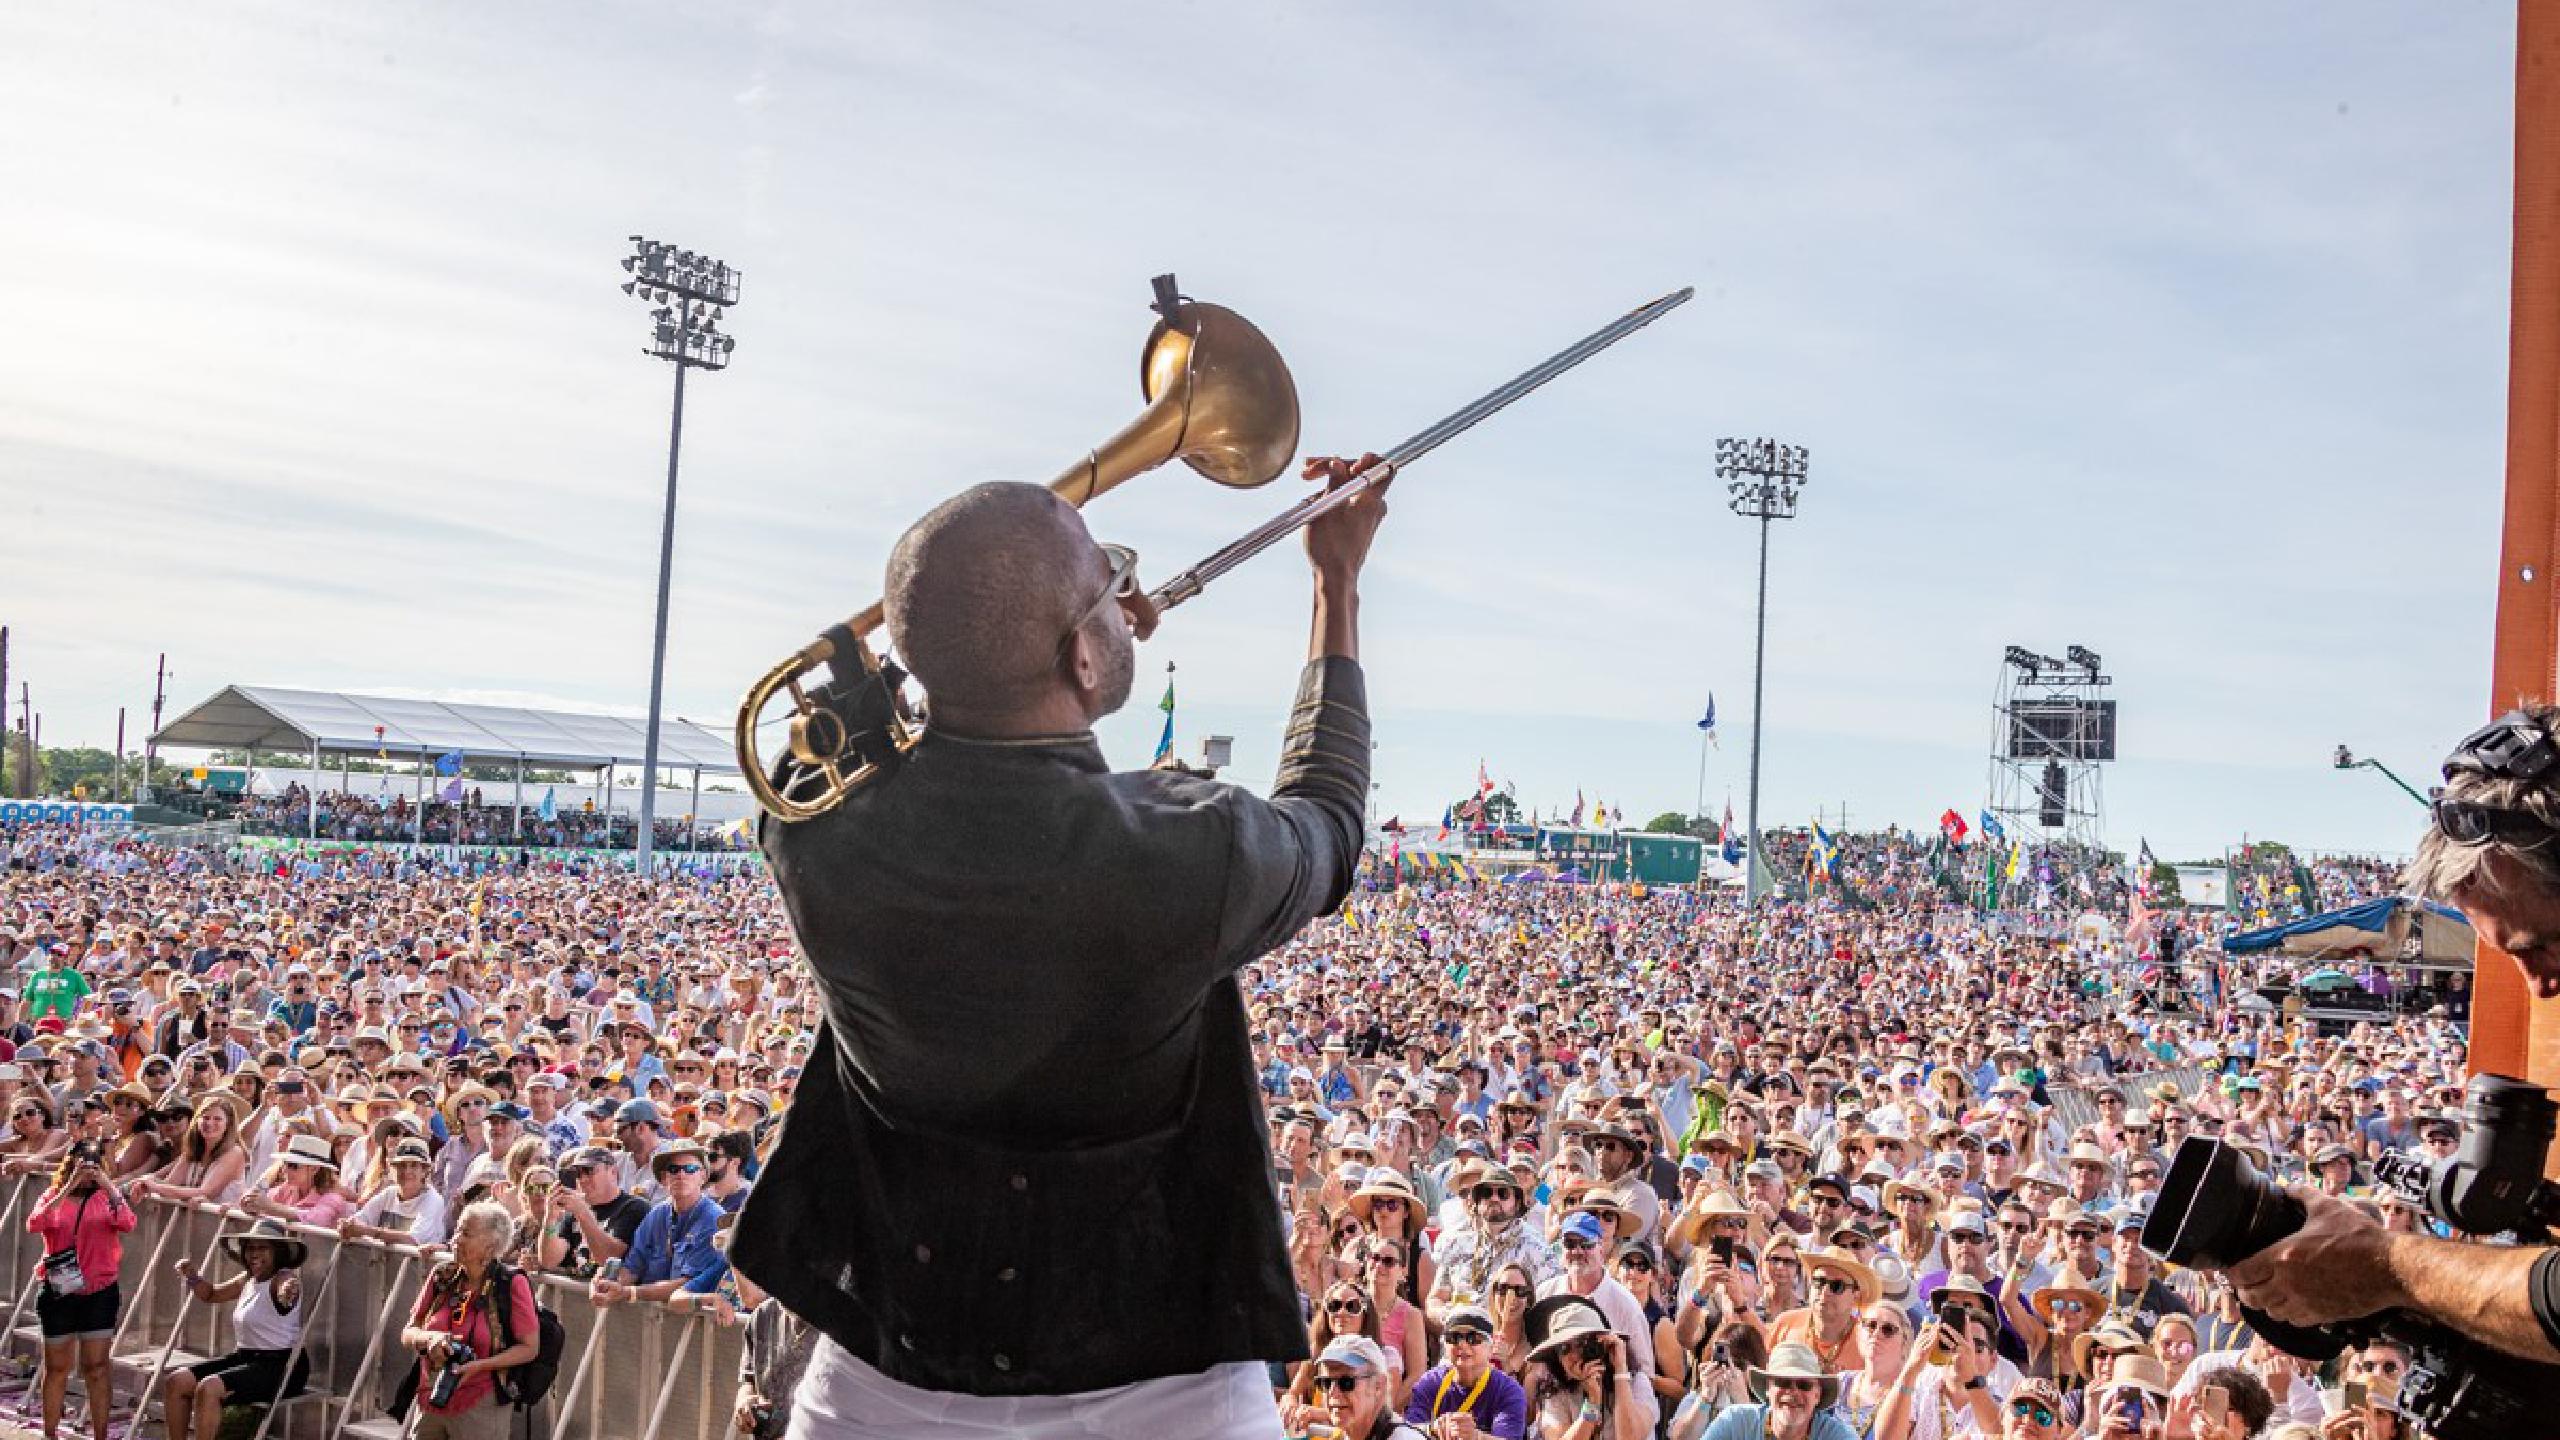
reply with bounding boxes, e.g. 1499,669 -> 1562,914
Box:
1962,1376 -> 1986,1391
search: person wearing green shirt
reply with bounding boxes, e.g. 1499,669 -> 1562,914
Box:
24,958 -> 91,1023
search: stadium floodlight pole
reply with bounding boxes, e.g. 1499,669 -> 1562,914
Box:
621,237 -> 741,872
1718,437 -> 1810,906
2332,744 -> 2431,808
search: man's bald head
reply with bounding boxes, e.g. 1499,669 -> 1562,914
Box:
883,482 -> 1123,721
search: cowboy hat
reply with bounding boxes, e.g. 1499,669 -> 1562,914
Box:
650,1137 -> 710,1176
1557,1185 -> 1642,1242
221,1217 -> 309,1271
1800,1245 -> 1880,1306
1925,1271 -> 1996,1316
1523,1295 -> 1616,1362
1749,1341 -> 1842,1406
1881,1179 -> 1940,1216
2030,1284 -> 2107,1327
2070,1319 -> 2154,1373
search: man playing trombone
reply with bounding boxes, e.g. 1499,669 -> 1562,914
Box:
733,456 -> 1391,1439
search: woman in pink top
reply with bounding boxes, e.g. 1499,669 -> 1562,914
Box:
237,1134 -> 358,1229
25,1140 -> 137,1440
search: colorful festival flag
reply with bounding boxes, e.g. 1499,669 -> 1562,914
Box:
538,788 -> 556,822
1978,809 -> 2006,844
1939,809 -> 1969,847
1152,664 -> 1176,765
1697,695 -> 1719,747
435,750 -> 463,777
1571,790 -> 1585,827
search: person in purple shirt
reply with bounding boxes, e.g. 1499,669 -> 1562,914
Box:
1404,1303 -> 1528,1438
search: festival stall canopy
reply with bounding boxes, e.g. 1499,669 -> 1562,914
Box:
149,686 -> 741,773
2224,895 -> 2475,966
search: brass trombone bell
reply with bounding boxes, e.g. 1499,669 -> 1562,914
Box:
737,276 -> 1300,822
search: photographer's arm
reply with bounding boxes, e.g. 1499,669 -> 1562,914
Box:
2225,1185 -> 2560,1364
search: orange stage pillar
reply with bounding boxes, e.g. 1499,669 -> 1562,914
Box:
2476,0 -> 2560,1088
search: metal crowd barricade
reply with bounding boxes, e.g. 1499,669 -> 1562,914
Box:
0,1187 -> 746,1440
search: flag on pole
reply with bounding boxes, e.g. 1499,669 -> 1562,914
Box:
1477,761 -> 1494,797
1152,664 -> 1176,765
1809,821 -> 1840,882
439,778 -> 464,804
1437,806 -> 1453,841
1939,809 -> 1969,847
1570,790 -> 1585,827
538,788 -> 556,822
1697,695 -> 1719,747
2006,841 -> 2025,882
1720,801 -> 1742,865
1979,809 -> 2006,844
435,750 -> 463,777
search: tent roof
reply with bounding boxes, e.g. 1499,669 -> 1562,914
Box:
149,686 -> 739,773
2225,895 -> 2473,964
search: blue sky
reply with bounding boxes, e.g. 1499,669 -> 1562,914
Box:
0,2 -> 2520,859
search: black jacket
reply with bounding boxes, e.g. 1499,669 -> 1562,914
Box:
733,659 -> 1370,1396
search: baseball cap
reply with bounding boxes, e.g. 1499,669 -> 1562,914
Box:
1561,1212 -> 1607,1246
615,1099 -> 663,1127
1315,1335 -> 1390,1374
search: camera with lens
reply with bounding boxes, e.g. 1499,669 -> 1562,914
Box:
425,1341 -> 477,1409
2145,1073 -> 2560,1440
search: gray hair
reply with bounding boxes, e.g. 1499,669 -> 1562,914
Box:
2403,704 -> 2560,902
454,1200 -> 516,1254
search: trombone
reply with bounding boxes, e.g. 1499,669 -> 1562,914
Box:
737,276 -> 1691,824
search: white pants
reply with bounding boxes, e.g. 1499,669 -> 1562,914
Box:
786,1337 -> 1285,1440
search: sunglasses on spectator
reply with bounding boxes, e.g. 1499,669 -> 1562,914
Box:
664,1162 -> 703,1175
1309,1375 -> 1366,1395
1492,1282 -> 1533,1299
1560,1236 -> 1596,1253
1444,1328 -> 1489,1345
1859,1318 -> 1904,1336
1767,1377 -> 1822,1395
2009,1399 -> 2058,1427
1812,1277 -> 1858,1296
1324,1297 -> 1369,1314
1614,1255 -> 1652,1272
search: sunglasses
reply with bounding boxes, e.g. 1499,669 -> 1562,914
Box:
1492,1282 -> 1534,1299
1560,1236 -> 1596,1253
1309,1375 -> 1366,1395
1859,1318 -> 1905,1336
1324,1297 -> 1369,1315
1061,543 -> 1149,654
1444,1328 -> 1490,1345
2009,1399 -> 2058,1427
1813,1277 -> 1858,1296
1615,1255 -> 1653,1273
1767,1377 -> 1822,1395
663,1162 -> 703,1175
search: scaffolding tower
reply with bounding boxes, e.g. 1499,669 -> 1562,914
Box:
1982,644 -> 2114,883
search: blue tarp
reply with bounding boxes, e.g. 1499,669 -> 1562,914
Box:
2226,895 -> 2472,960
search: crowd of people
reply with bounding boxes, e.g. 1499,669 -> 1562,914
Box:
221,787 -> 755,853
0,814 -> 2479,1438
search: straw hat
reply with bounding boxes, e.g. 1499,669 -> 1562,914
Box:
1882,1178 -> 1940,1216
1749,1341 -> 1843,1406
277,1133 -> 338,1172
1800,1245 -> 1880,1306
2063,1142 -> 2116,1178
1348,1173 -> 1423,1235
1574,1186 -> 1646,1242
2030,1283 -> 2107,1327
2071,1319 -> 2154,1373
2096,1352 -> 2172,1401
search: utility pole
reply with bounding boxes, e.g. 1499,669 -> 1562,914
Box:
0,626 -> 9,798
114,709 -> 126,801
142,652 -> 166,801
1717,437 -> 1811,906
